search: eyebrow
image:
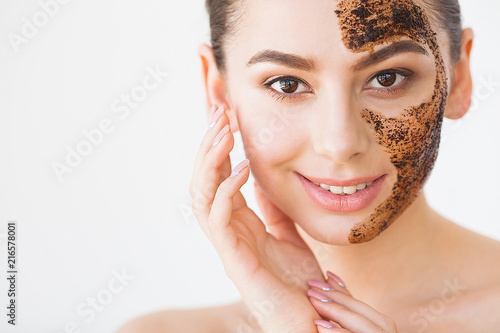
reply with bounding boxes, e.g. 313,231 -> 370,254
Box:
351,40 -> 428,71
247,49 -> 317,71
246,40 -> 428,72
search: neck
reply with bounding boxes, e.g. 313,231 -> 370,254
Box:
298,193 -> 451,307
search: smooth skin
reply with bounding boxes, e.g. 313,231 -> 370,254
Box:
117,0 -> 500,332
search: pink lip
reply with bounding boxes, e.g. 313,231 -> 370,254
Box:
302,174 -> 381,187
296,172 -> 386,213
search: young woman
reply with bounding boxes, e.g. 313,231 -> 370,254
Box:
118,0 -> 500,332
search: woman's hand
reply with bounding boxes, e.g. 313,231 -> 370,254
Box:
308,272 -> 398,332
190,104 -> 325,333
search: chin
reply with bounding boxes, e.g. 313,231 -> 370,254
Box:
252,162 -> 399,245
279,171 -> 396,244
295,212 -> 383,246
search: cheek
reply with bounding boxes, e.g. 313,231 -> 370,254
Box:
236,103 -> 307,168
362,99 -> 444,183
349,85 -> 447,243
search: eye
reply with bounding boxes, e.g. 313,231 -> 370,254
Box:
367,70 -> 411,89
270,77 -> 308,94
263,76 -> 311,102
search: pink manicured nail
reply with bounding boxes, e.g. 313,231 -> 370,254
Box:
308,279 -> 334,291
208,105 -> 225,128
307,289 -> 332,303
314,319 -> 335,329
230,159 -> 250,177
207,104 -> 218,123
327,271 -> 346,288
213,125 -> 230,146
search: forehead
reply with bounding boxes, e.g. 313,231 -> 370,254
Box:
236,0 -> 435,54
237,0 -> 341,55
334,0 -> 435,53
225,0 -> 447,79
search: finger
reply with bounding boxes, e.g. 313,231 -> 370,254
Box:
326,271 -> 352,296
310,298 -> 380,332
190,105 -> 228,195
308,289 -> 396,332
206,160 -> 250,253
254,181 -> 307,248
308,277 -> 351,299
317,327 -> 351,333
315,319 -> 351,333
317,326 -> 351,333
191,120 -> 235,231
190,105 -> 229,198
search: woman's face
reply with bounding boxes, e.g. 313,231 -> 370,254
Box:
223,0 -> 451,244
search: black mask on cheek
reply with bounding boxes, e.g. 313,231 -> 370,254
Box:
335,0 -> 449,243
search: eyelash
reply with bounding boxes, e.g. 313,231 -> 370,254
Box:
365,69 -> 414,96
262,69 -> 413,102
262,76 -> 312,103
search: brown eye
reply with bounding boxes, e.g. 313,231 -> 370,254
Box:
368,71 -> 407,89
277,79 -> 299,93
265,76 -> 310,101
376,73 -> 397,87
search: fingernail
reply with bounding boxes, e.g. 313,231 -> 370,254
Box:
307,289 -> 332,303
208,105 -> 225,128
308,279 -> 334,291
314,319 -> 335,329
230,159 -> 250,177
207,104 -> 218,123
327,271 -> 346,288
213,124 -> 230,146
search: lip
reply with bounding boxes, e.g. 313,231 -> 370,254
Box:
302,174 -> 382,187
296,172 -> 386,213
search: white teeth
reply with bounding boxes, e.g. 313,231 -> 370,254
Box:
357,183 -> 367,190
315,180 -> 375,195
343,186 -> 358,195
330,186 -> 343,194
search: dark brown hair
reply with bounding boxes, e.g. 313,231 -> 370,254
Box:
422,0 -> 463,62
205,0 -> 462,76
205,0 -> 246,78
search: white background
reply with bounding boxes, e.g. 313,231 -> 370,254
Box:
0,0 -> 499,332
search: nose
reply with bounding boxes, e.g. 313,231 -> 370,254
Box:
311,92 -> 370,164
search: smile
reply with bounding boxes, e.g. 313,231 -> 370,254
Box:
313,181 -> 375,196
296,173 -> 386,213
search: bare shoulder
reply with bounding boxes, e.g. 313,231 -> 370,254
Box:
440,228 -> 500,330
427,275 -> 500,331
460,228 -> 500,283
463,232 -> 500,326
455,226 -> 500,296
115,300 -> 262,333
397,227 -> 500,332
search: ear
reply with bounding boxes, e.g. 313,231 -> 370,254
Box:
198,43 -> 240,132
444,28 -> 474,120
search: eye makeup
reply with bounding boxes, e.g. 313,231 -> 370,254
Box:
262,67 -> 414,103
365,68 -> 414,95
335,0 -> 449,243
262,76 -> 312,102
